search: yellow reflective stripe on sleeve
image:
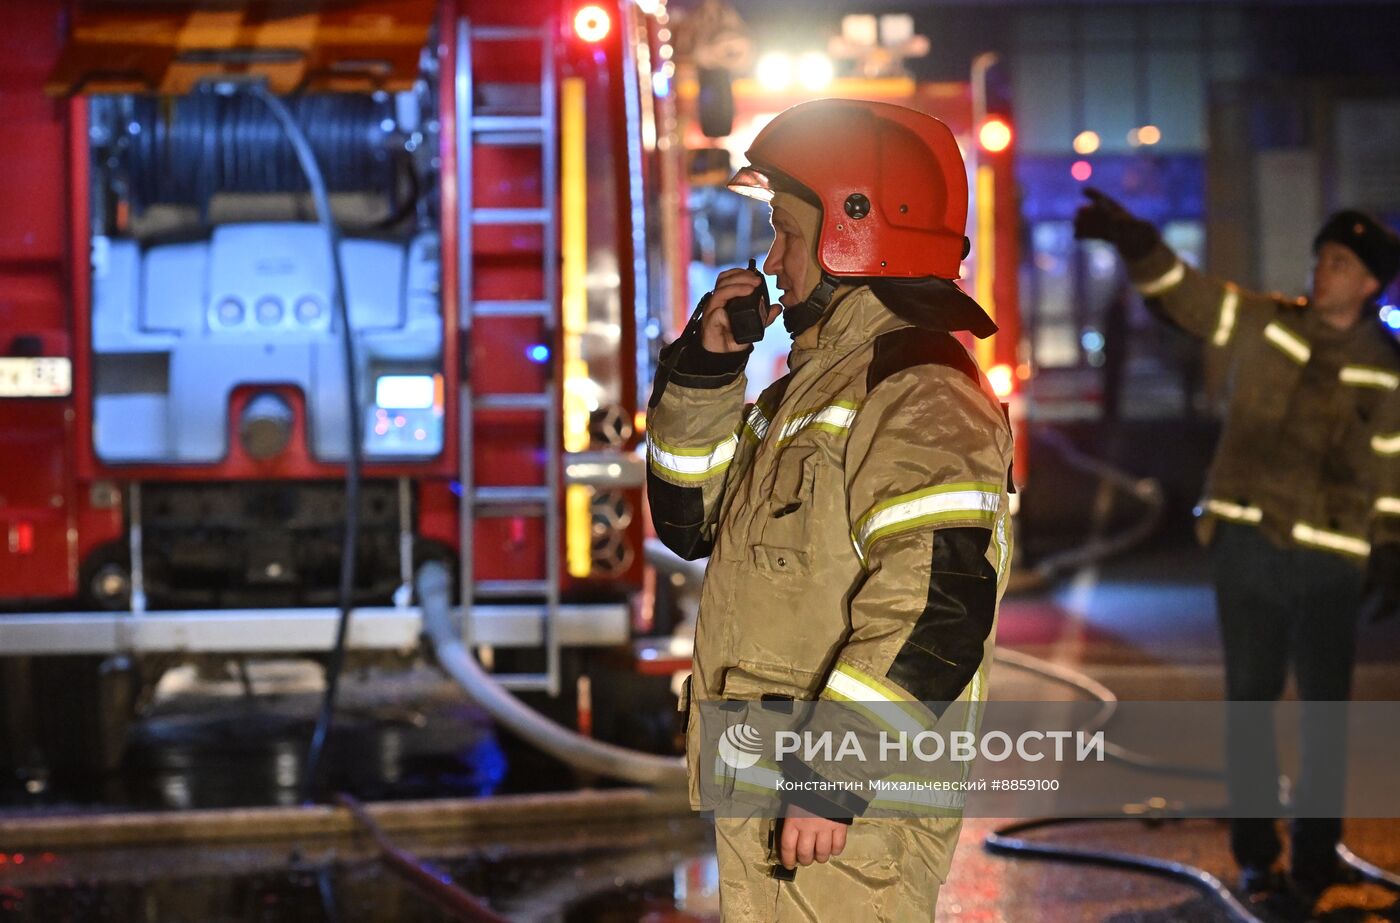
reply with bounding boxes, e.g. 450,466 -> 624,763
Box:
1204,498 -> 1263,523
776,400 -> 858,443
822,661 -> 905,705
743,404 -> 770,442
966,661 -> 987,709
1291,522 -> 1370,558
1137,260 -> 1185,296
1376,496 -> 1400,516
820,662 -> 928,734
958,663 -> 988,786
1374,433 -> 1400,456
867,785 -> 967,811
821,688 -> 926,738
1211,285 -> 1239,347
1263,322 -> 1311,364
717,756 -> 970,814
714,755 -> 786,797
1339,366 -> 1399,390
646,434 -> 737,483
852,481 -> 1001,560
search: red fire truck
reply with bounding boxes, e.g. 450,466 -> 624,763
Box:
0,0 -> 682,773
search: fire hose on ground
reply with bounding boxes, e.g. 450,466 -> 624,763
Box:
1017,426 -> 1167,590
339,793 -> 511,923
983,813 -> 1265,923
416,561 -> 686,788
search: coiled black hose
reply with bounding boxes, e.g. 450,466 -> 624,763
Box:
121,92 -> 398,216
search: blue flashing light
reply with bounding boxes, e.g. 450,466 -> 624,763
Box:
652,71 -> 670,98
526,344 -> 551,363
1081,329 -> 1105,352
1381,305 -> 1400,331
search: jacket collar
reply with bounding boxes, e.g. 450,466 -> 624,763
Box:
787,285 -> 907,373
1297,300 -> 1398,355
786,277 -> 997,372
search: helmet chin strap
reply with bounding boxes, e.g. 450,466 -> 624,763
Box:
783,273 -> 841,338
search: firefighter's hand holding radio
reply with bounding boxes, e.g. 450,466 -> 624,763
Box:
646,260 -> 779,410
699,262 -> 782,353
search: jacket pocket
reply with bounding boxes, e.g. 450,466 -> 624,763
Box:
757,446 -> 821,570
751,543 -> 810,576
708,663 -> 821,807
769,446 -> 819,505
721,660 -> 822,701
1319,483 -> 1371,539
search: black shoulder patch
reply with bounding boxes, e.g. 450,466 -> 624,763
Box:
867,327 -> 981,393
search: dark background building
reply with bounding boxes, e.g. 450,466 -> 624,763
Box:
727,1 -> 1400,413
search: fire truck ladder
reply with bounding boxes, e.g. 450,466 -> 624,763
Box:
456,20 -> 562,695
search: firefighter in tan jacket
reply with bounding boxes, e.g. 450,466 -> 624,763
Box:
1076,190 -> 1400,906
646,100 -> 1014,921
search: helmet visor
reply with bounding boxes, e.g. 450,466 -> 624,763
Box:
726,165 -> 775,202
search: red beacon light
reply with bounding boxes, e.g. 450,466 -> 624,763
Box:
8,521 -> 35,555
574,5 -> 611,43
978,117 -> 1012,153
988,363 -> 1015,399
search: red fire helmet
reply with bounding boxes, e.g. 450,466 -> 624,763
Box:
728,98 -> 970,280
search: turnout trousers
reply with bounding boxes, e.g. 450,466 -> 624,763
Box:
1210,521 -> 1365,875
714,816 -> 954,922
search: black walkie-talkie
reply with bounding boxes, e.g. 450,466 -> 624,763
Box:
724,259 -> 770,345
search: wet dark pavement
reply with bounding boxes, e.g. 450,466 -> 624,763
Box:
5,816 -> 1397,922
0,812 -> 719,922
3,661 -> 604,814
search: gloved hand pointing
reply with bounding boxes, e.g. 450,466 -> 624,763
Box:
1073,188 -> 1160,261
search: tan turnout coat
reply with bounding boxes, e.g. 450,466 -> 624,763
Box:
647,284 -> 1014,920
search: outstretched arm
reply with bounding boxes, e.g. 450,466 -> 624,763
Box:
1074,188 -> 1276,355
